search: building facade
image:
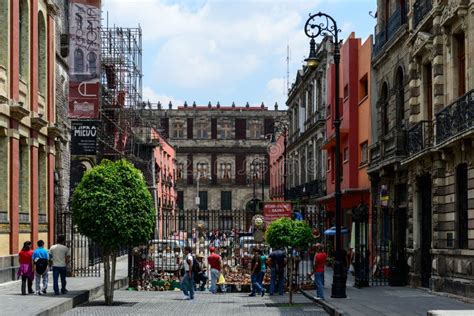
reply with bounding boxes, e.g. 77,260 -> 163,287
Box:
368,0 -> 410,286
269,132 -> 286,201
286,37 -> 331,226
401,0 -> 474,297
319,33 -> 372,250
152,129 -> 177,239
0,0 -> 58,281
140,103 -> 286,232
370,0 -> 474,297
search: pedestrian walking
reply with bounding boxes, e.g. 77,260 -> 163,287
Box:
49,235 -> 70,295
17,241 -> 34,295
268,248 -> 286,295
313,243 -> 327,300
181,246 -> 195,299
207,247 -> 225,293
32,240 -> 49,295
249,248 -> 265,297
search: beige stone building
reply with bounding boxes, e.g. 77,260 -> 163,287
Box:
139,103 -> 286,231
371,0 -> 474,297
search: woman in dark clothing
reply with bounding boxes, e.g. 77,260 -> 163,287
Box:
17,241 -> 34,295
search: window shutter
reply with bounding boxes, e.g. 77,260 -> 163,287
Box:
211,154 -> 217,184
211,118 -> 217,139
160,118 -> 169,138
187,118 -> 193,139
187,154 -> 193,184
235,119 -> 246,140
221,191 -> 232,210
235,154 -> 246,185
264,118 -> 274,136
177,191 -> 184,210
199,191 -> 208,210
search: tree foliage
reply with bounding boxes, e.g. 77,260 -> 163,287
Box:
71,159 -> 155,250
265,217 -> 314,250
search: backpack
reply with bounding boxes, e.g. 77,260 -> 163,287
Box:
35,258 -> 49,275
192,255 -> 201,274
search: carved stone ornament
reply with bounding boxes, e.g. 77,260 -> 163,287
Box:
412,32 -> 433,57
439,0 -> 468,27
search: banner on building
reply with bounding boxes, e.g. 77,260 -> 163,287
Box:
68,0 -> 101,118
71,121 -> 98,155
263,202 -> 292,225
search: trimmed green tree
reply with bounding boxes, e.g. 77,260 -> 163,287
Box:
71,159 -> 155,305
265,217 -> 314,304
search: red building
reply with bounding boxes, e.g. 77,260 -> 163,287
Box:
269,132 -> 286,201
0,1 -> 58,280
320,33 -> 372,240
152,129 -> 177,239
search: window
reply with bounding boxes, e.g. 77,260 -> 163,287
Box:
456,163 -> 468,249
454,32 -> 466,97
0,136 -> 7,220
197,122 -> 208,139
197,162 -> 209,178
360,142 -> 368,165
38,148 -> 47,221
220,121 -> 232,139
395,67 -> 405,128
173,122 -> 184,138
198,191 -> 208,210
221,191 -> 232,210
220,163 -> 232,180
250,160 -> 261,180
38,12 -> 46,95
249,120 -> 262,139
19,140 -> 29,221
359,74 -> 368,101
380,82 -> 389,135
343,147 -> 349,162
176,163 -> 184,180
177,191 -> 184,210
424,63 -> 433,121
19,0 -> 29,81
0,0 -> 7,67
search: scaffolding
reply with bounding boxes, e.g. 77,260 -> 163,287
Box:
99,26 -> 153,161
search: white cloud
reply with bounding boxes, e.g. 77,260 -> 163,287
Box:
265,77 -> 287,108
142,86 -> 183,107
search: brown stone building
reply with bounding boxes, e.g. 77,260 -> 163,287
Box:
139,102 -> 286,231
371,0 -> 474,297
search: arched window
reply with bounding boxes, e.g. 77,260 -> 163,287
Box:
395,67 -> 404,128
19,0 -> 29,81
87,52 -> 97,75
0,0 -> 8,68
381,82 -> 389,135
38,12 -> 46,95
74,48 -> 84,73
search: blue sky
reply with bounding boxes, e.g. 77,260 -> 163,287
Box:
103,0 -> 376,108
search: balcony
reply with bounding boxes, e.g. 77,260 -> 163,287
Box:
407,120 -> 433,155
413,0 -> 433,30
369,142 -> 381,164
436,90 -> 474,145
286,179 -> 325,200
372,4 -> 408,58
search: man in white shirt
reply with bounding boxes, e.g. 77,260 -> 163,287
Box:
181,246 -> 195,300
49,235 -> 70,295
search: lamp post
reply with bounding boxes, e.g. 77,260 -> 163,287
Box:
304,11 -> 346,298
250,158 -> 264,212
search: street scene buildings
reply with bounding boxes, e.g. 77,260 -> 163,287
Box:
0,0 -> 474,315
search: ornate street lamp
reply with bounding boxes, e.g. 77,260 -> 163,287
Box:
304,11 -> 346,298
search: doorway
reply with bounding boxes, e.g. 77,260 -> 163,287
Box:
418,175 -> 432,288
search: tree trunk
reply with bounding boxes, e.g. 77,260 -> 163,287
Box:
103,252 -> 112,305
289,254 -> 293,305
110,251 -> 117,304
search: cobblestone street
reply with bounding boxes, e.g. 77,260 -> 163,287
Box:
64,291 -> 328,316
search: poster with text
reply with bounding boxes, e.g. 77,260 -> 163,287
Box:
263,202 -> 292,226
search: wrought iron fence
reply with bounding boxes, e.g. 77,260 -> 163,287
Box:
436,89 -> 474,145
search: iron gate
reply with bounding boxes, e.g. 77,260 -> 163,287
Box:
353,203 -> 369,288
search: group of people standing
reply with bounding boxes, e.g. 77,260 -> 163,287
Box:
16,236 -> 71,296
180,246 -> 225,300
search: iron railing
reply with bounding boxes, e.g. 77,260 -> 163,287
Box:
286,179 -> 325,200
407,120 -> 433,155
413,0 -> 433,29
435,89 -> 474,145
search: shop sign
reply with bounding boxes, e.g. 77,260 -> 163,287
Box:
263,202 -> 292,225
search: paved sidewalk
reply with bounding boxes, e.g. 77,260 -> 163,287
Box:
65,290 -> 328,316
302,269 -> 474,316
0,256 -> 128,316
